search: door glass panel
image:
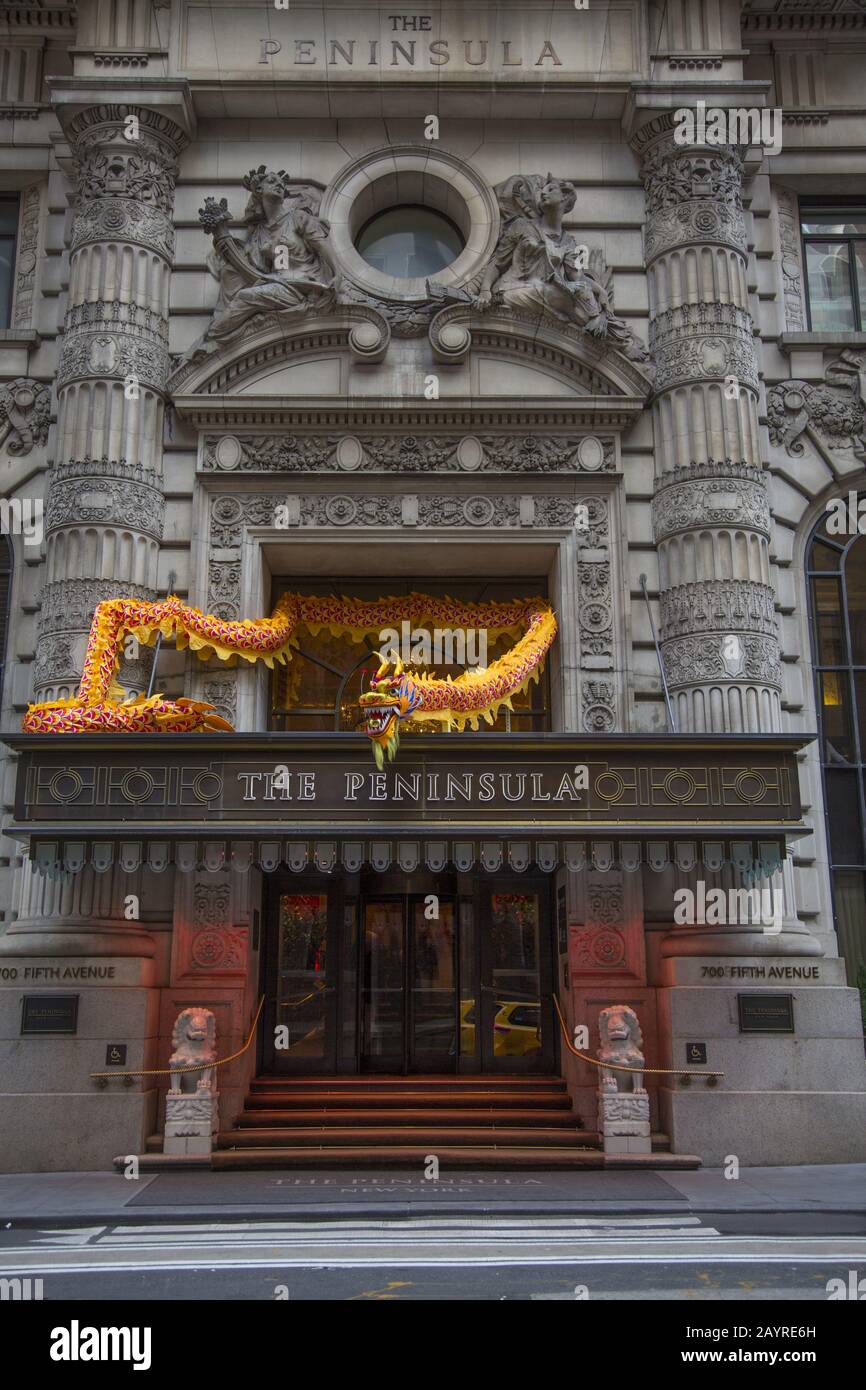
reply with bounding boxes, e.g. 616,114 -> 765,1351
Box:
458,899 -> 476,1059
411,901 -> 457,1064
339,897 -> 358,1067
276,893 -> 329,1059
488,893 -> 543,1061
362,900 -> 404,1065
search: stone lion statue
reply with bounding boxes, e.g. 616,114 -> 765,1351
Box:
597,1004 -> 646,1095
169,1007 -> 217,1095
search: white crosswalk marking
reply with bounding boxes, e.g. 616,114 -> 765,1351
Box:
1,1218 -> 864,1273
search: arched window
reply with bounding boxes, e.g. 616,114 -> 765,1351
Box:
0,534 -> 11,703
807,506 -> 866,991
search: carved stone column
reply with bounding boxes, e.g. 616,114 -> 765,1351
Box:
5,99 -> 188,964
636,117 -> 780,735
35,103 -> 185,700
634,113 -> 816,956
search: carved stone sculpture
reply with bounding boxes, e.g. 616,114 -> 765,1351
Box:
767,348 -> 866,459
596,1003 -> 651,1155
164,1006 -> 219,1156
0,378 -> 50,455
195,166 -> 338,349
466,174 -> 648,362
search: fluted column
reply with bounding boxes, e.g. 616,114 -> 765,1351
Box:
636,117 -> 781,734
5,101 -> 187,962
35,103 -> 185,700
634,113 -> 817,957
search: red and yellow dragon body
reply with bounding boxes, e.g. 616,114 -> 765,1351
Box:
23,592 -> 557,765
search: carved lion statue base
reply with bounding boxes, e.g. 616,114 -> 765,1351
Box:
596,1004 -> 651,1156
164,1007 -> 220,1157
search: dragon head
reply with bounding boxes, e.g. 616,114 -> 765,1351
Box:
358,660 -> 422,768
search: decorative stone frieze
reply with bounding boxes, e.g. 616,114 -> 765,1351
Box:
659,580 -> 778,643
208,490 -> 609,551
45,459 -> 166,540
651,464 -> 772,543
662,633 -> 783,691
649,303 -> 758,394
38,578 -> 154,638
201,431 -> 616,474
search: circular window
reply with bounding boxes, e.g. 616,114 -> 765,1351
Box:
355,206 -> 465,279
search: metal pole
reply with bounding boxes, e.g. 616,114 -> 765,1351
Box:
145,571 -> 177,699
639,573 -> 677,733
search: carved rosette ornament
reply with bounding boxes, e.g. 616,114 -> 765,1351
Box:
633,115 -> 782,737
37,105 -> 186,703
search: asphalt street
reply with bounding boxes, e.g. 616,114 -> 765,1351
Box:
1,1215 -> 864,1300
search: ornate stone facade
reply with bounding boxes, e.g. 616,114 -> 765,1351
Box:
3,1 -> 865,1180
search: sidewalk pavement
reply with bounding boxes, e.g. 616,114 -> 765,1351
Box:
0,1164 -> 863,1224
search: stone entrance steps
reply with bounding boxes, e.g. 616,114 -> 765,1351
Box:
135,1074 -> 700,1170
215,1074 -> 603,1168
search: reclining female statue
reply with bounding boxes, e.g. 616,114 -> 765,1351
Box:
197,165 -> 339,345
473,173 -> 647,361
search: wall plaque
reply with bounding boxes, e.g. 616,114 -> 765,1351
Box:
737,993 -> 795,1034
686,1042 -> 707,1064
105,1044 -> 127,1066
21,994 -> 79,1035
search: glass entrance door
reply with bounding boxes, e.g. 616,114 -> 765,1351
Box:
263,887 -> 339,1073
361,896 -> 457,1072
477,884 -> 556,1073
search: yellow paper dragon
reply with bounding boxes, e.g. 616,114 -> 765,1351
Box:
24,592 -> 557,766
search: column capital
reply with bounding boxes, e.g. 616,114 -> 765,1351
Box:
47,76 -> 195,147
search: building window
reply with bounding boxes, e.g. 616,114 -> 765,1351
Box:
269,579 -> 550,734
808,506 -> 866,993
0,534 -> 11,704
0,194 -> 19,328
801,202 -> 866,333
355,206 -> 465,278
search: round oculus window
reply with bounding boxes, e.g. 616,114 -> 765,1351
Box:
354,206 -> 465,278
